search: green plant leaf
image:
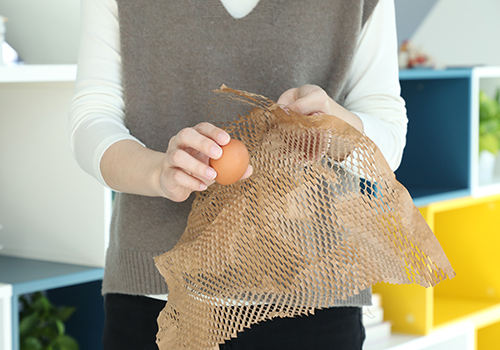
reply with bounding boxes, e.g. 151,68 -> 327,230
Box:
52,335 -> 80,350
19,295 -> 32,316
20,313 -> 40,339
19,292 -> 78,350
480,90 -> 499,121
480,119 -> 500,135
479,133 -> 500,154
21,336 -> 43,350
32,295 -> 53,318
55,319 -> 65,336
55,307 -> 76,322
40,320 -> 59,341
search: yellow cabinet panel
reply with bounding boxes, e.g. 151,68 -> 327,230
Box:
374,194 -> 500,344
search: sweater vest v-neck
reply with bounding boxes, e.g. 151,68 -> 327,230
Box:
103,0 -> 379,302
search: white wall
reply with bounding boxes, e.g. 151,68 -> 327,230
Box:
4,0 -> 496,68
0,0 -> 80,64
0,82 -> 110,267
394,0 -> 438,47
411,0 -> 500,67
0,0 -> 444,65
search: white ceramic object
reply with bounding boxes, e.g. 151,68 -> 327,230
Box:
478,150 -> 496,184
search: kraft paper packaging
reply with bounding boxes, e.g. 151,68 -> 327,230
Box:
154,86 -> 455,349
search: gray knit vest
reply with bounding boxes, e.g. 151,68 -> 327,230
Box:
104,0 -> 379,307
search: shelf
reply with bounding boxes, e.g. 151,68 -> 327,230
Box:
0,256 -> 104,350
395,69 -> 473,207
0,64 -> 77,83
434,297 -> 500,329
471,69 -> 500,197
0,283 -> 13,350
364,321 -> 474,350
0,255 -> 103,295
474,181 -> 500,198
395,66 -> 500,206
407,188 -> 470,208
399,67 -> 473,80
473,66 -> 500,78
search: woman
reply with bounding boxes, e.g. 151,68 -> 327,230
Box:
69,0 -> 407,348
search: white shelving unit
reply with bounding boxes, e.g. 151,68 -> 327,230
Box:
1,65 -> 493,350
471,66 -> 500,197
0,64 -> 111,267
0,64 -> 108,350
364,321 -> 475,350
0,283 -> 12,350
0,64 -> 77,83
0,256 -> 104,350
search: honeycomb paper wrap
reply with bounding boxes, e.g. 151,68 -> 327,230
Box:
154,86 -> 455,349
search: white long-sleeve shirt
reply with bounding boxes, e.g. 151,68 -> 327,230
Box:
69,0 -> 407,189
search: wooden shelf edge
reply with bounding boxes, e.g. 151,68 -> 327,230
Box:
0,64 -> 77,83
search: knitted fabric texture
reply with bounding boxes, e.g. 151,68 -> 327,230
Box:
154,86 -> 455,349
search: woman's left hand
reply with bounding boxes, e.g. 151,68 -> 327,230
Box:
277,84 -> 364,133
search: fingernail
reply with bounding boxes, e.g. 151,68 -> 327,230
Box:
206,167 -> 217,180
217,132 -> 230,145
211,145 -> 223,158
199,183 -> 207,191
281,106 -> 290,115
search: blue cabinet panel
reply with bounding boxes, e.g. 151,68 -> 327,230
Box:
396,70 -> 473,205
48,281 -> 104,350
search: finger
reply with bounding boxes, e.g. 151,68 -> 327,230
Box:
171,126 -> 225,161
239,164 -> 253,180
278,85 -> 328,115
167,148 -> 218,181
286,98 -> 316,116
287,91 -> 329,116
164,167 -> 209,193
193,122 -> 231,146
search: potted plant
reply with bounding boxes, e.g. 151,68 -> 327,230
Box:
478,89 -> 500,183
19,292 -> 79,350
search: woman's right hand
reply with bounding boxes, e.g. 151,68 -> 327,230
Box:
161,122 -> 253,202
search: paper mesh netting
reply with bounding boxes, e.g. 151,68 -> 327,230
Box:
154,86 -> 455,349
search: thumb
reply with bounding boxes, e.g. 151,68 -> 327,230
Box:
286,98 -> 311,115
276,88 -> 298,106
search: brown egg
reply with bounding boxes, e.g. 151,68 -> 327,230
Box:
209,139 -> 249,185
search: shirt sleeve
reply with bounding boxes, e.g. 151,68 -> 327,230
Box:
343,0 -> 408,171
69,0 -> 143,189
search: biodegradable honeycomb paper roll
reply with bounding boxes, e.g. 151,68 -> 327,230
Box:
154,86 -> 455,349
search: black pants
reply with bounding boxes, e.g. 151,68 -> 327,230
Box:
103,293 -> 365,350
